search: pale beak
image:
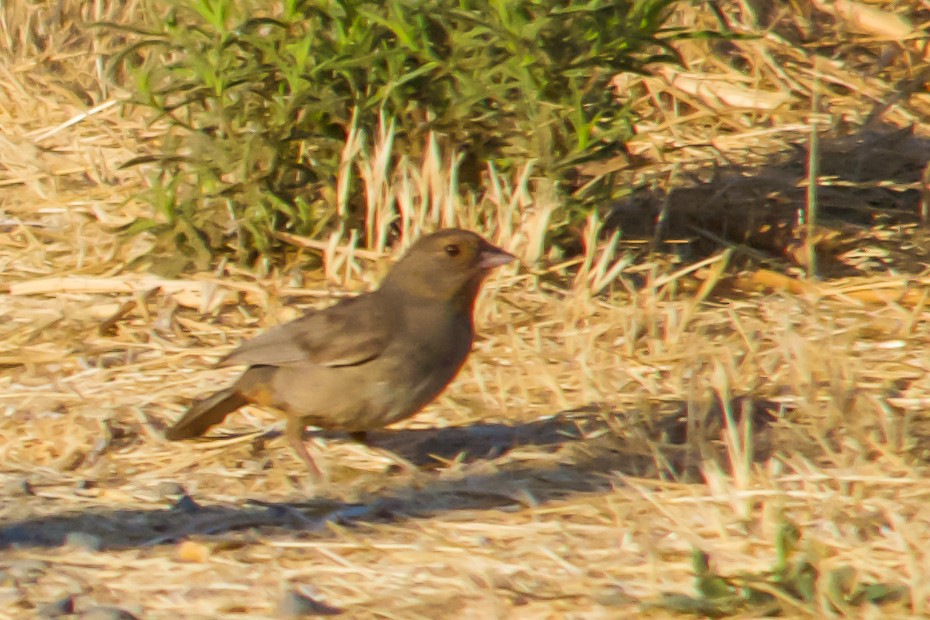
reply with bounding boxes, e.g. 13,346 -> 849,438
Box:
477,245 -> 516,270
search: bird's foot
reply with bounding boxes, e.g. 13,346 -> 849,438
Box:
374,448 -> 425,481
348,432 -> 424,479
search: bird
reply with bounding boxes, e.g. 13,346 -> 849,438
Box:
165,228 -> 515,479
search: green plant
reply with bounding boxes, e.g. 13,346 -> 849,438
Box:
649,519 -> 907,617
107,0 -> 684,266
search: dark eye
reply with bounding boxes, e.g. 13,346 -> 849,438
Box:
444,244 -> 461,257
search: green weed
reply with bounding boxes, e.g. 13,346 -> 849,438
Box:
104,0 -> 685,266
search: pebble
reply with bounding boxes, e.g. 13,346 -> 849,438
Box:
277,589 -> 342,617
78,606 -> 140,620
65,532 -> 103,552
6,560 -> 49,583
36,595 -> 75,618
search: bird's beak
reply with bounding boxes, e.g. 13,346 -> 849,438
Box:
477,245 -> 516,270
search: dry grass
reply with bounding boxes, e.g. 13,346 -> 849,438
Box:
2,0 -> 930,618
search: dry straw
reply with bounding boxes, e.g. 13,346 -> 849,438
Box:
2,1 -> 930,617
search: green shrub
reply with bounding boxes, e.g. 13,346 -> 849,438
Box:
108,0 -> 683,265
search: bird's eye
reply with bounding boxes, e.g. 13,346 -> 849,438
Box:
444,244 -> 461,257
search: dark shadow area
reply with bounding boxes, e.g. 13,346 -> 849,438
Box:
607,122 -> 930,278
0,397 -> 784,551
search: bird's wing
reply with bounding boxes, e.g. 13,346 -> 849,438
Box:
218,294 -> 392,368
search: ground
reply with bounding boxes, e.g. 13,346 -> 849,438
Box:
2,1 -> 930,618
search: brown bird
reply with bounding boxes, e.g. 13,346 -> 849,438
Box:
165,229 -> 514,478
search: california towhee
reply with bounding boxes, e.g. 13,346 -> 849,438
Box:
165,229 -> 515,477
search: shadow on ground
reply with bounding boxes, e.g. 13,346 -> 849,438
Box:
0,397 -> 784,551
607,121 -> 930,277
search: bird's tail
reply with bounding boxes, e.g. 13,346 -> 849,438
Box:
164,388 -> 248,440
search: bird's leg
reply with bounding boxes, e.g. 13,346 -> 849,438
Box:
348,430 -> 421,475
285,417 -> 325,481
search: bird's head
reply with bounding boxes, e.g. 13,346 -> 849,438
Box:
380,229 -> 515,310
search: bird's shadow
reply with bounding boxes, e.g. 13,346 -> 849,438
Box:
0,397 -> 787,552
